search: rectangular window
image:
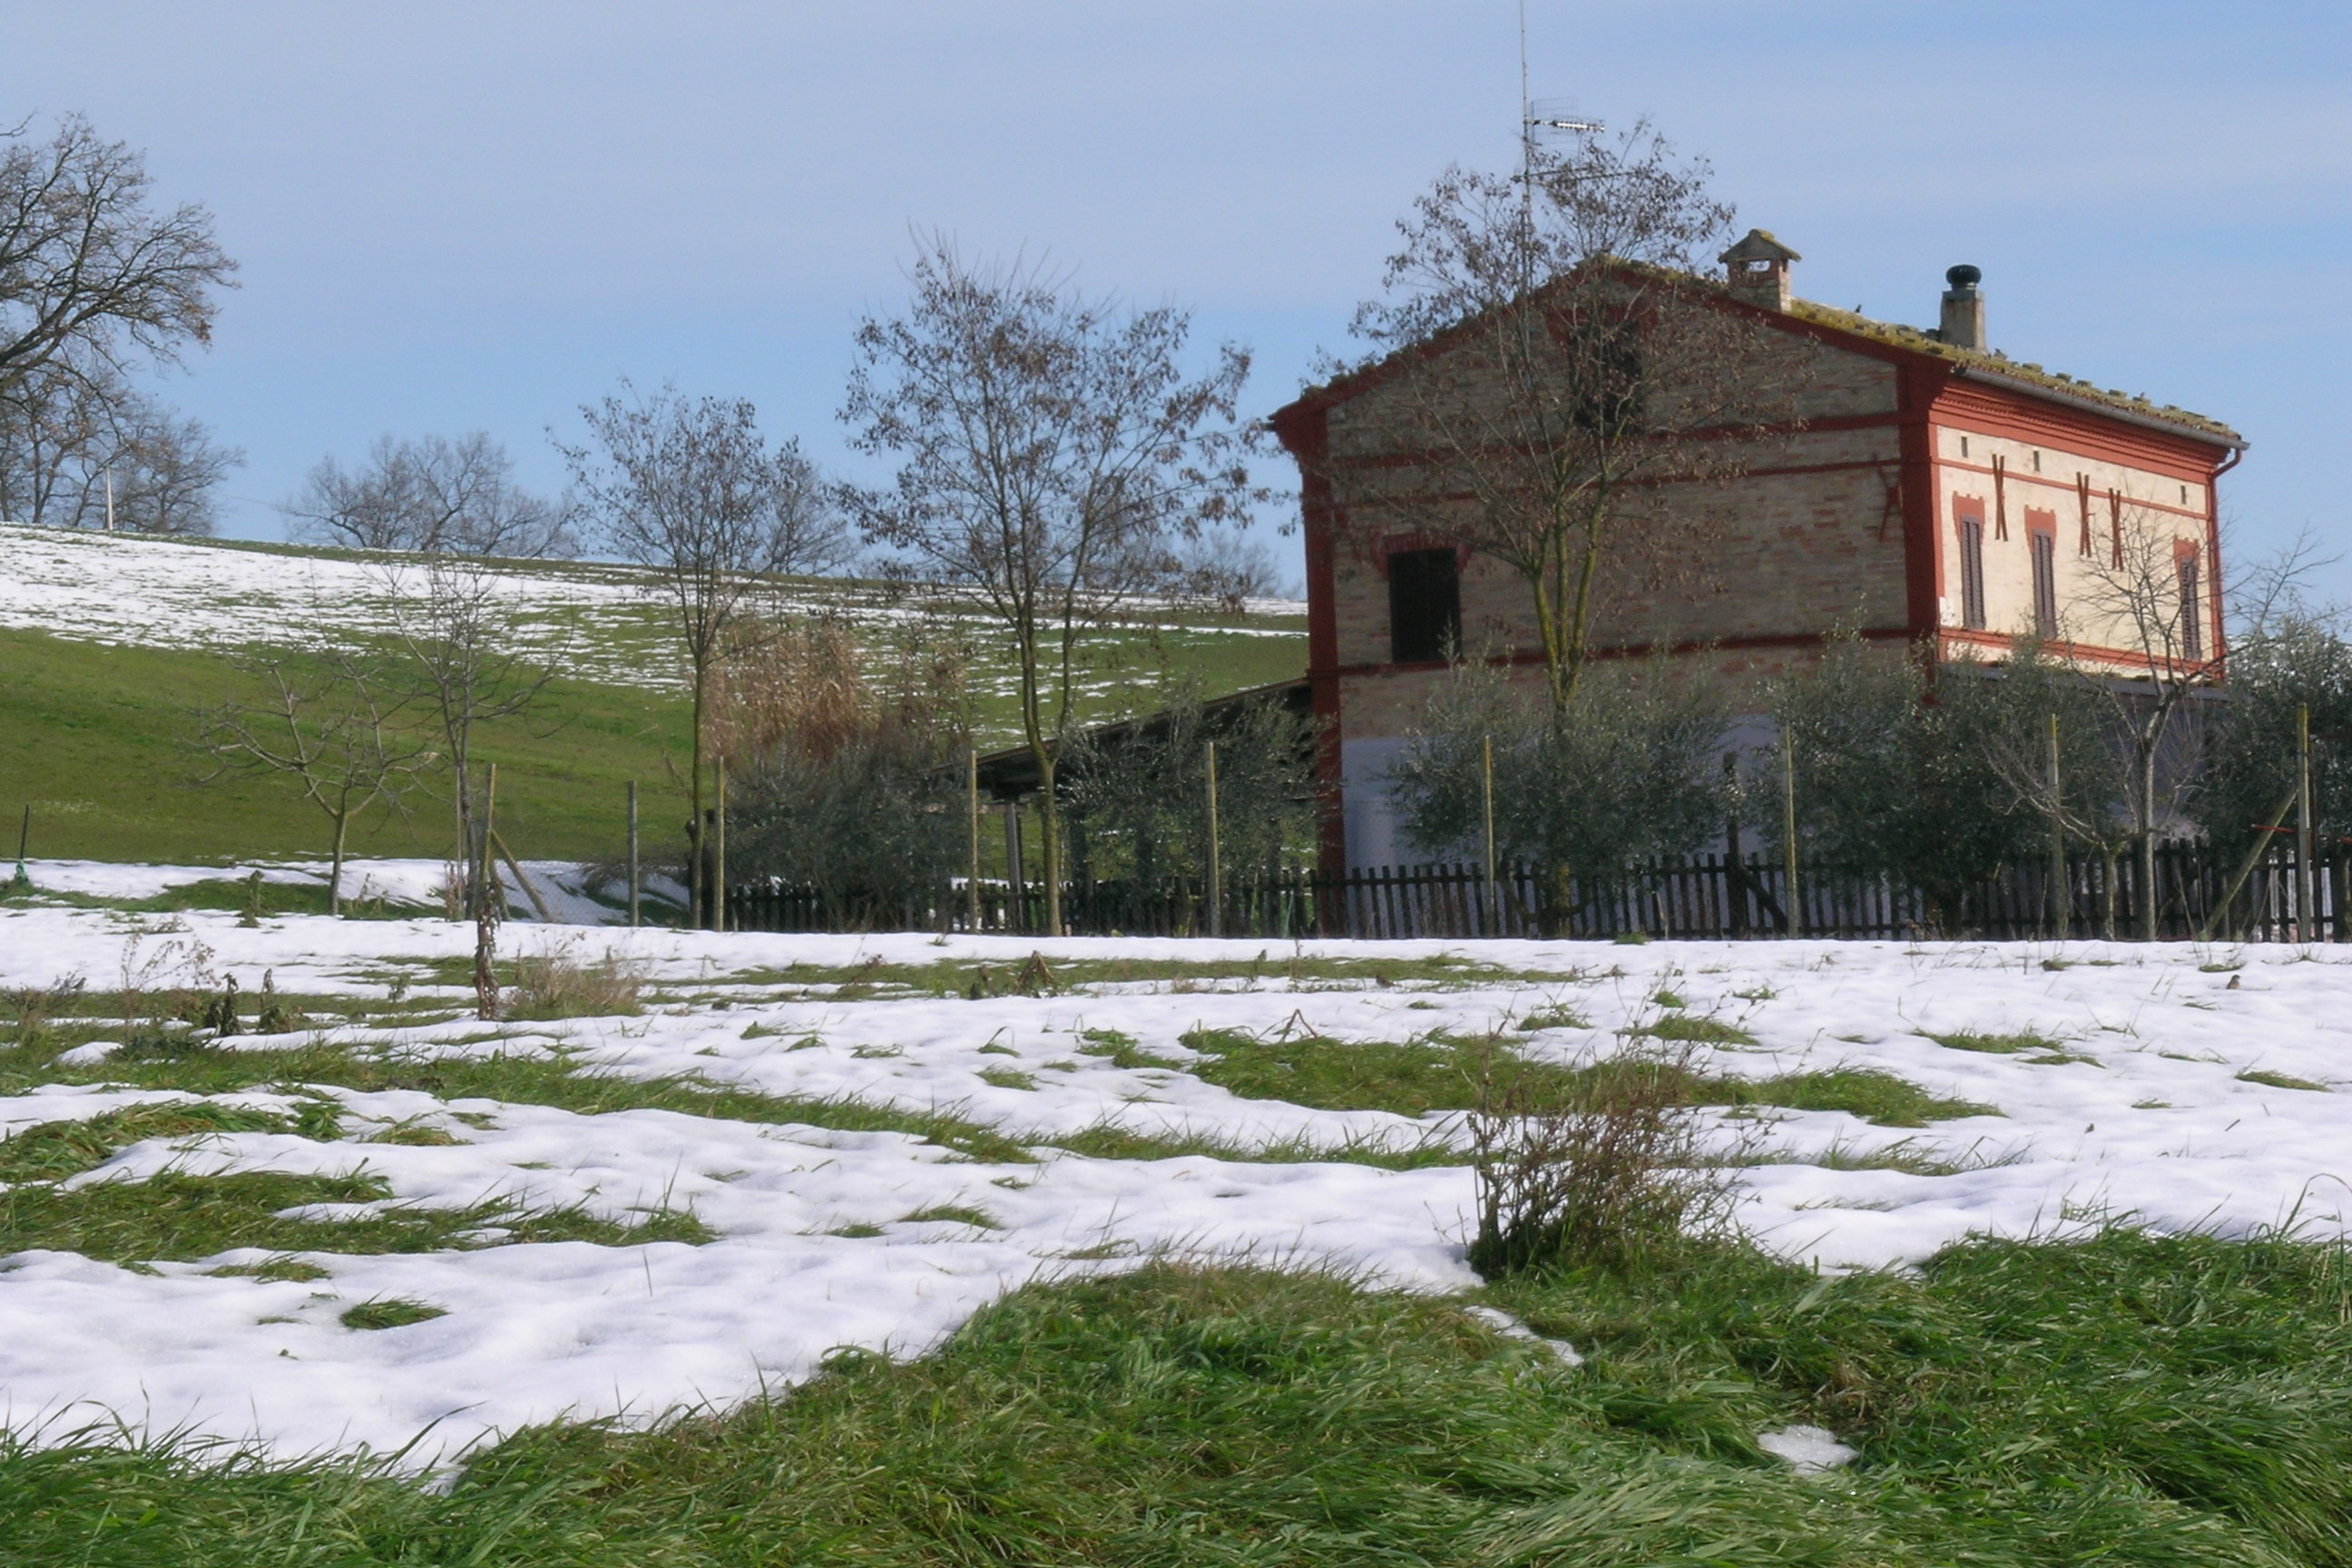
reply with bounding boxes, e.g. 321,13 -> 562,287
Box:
1959,517 -> 1986,630
2031,531 -> 2058,640
2178,554 -> 2203,662
1388,547 -> 1461,664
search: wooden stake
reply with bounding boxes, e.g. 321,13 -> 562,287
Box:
1482,735 -> 1498,936
10,804 -> 28,888
714,756 -> 729,935
474,763 -> 501,1018
1780,730 -> 1800,936
492,829 -> 555,923
2298,704 -> 2315,941
626,780 -> 640,929
1205,740 -> 1222,938
2049,712 -> 2067,940
966,749 -> 982,932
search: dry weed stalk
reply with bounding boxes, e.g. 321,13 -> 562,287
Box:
1465,1030 -> 1742,1277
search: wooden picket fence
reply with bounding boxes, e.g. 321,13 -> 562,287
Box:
728,840 -> 2347,943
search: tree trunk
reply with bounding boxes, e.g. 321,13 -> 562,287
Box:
687,666 -> 707,930
2138,748 -> 2160,942
328,810 -> 349,917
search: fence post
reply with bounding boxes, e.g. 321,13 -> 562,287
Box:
1781,731 -> 1800,937
1205,740 -> 1222,938
626,780 -> 640,929
9,804 -> 28,889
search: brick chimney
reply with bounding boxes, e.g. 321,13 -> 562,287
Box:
1939,264 -> 1985,350
1719,229 -> 1799,311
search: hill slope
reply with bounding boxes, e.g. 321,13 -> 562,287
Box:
0,525 -> 1306,863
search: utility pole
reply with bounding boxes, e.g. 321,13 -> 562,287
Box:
103,467 -> 114,534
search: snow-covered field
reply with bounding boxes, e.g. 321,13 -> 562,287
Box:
2,881 -> 2347,1470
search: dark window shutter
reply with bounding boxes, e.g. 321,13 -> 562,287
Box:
1960,519 -> 1986,630
1388,548 -> 1462,664
2032,533 -> 2057,639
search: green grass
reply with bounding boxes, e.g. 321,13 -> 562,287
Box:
1713,1067 -> 1998,1127
1927,1029 -> 2066,1055
0,1169 -> 713,1266
338,1298 -> 448,1331
0,1035 -> 1041,1165
0,626 -> 688,865
1180,1028 -> 1991,1129
0,551 -> 1303,867
9,1232 -> 2351,1565
1632,1013 -> 1760,1046
0,1099 -> 343,1183
2239,1069 -> 2330,1093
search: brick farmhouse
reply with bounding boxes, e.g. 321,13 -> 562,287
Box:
1269,234 -> 2245,872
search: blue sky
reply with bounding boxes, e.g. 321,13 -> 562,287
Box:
5,1 -> 2347,598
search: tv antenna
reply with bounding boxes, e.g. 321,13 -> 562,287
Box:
1515,2 -> 1603,279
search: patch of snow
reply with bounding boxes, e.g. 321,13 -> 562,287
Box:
1,901 -> 2349,1468
1757,1424 -> 1858,1474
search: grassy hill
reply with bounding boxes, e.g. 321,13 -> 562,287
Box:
0,526 -> 1306,865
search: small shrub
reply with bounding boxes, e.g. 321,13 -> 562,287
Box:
1465,1034 -> 1743,1279
2,975 -> 87,1049
505,942 -> 646,1021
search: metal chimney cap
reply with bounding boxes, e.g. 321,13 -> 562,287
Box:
1945,263 -> 1983,291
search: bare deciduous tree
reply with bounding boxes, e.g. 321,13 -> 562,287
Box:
283,432 -> 575,557
841,239 -> 1257,932
559,380 -> 848,925
0,114 -> 236,400
0,359 -> 240,533
1349,122 -> 1806,713
2075,501 -> 2226,939
194,654 -> 428,915
378,556 -> 564,914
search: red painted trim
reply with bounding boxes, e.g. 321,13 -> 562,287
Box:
1934,455 -> 2208,523
1897,362 -> 1942,642
1936,625 -> 2213,676
1372,533 -> 1474,580
1271,403 -> 1348,885
2024,507 -> 2056,538
1928,380 -> 2226,479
